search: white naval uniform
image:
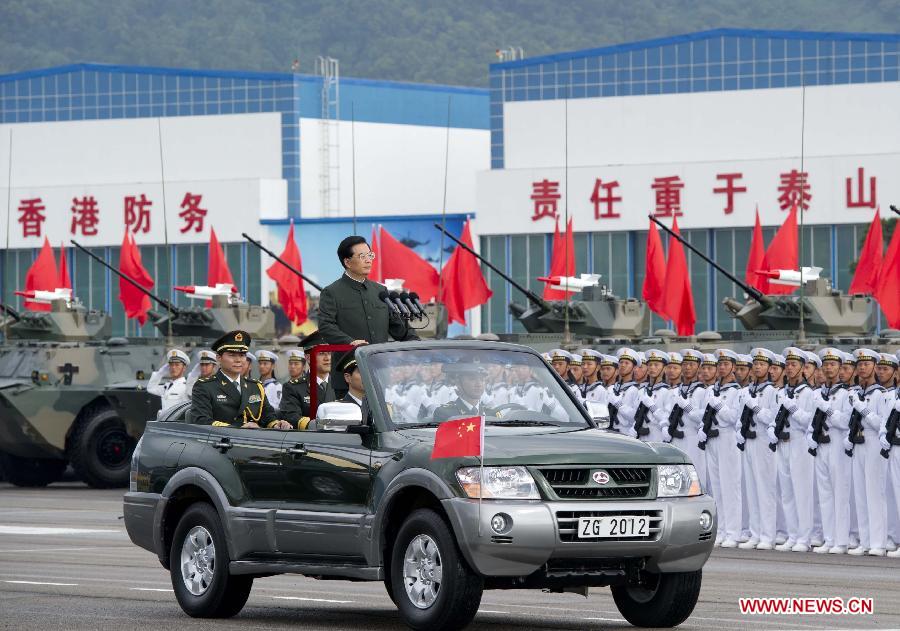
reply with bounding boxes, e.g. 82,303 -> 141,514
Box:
582,381 -> 608,406
702,381 -> 743,543
147,369 -> 189,412
262,378 -> 283,411
640,382 -> 671,443
509,381 -> 567,421
849,383 -> 889,551
664,382 -> 708,482
738,380 -> 778,546
881,391 -> 900,546
807,382 -> 853,548
608,381 -> 641,438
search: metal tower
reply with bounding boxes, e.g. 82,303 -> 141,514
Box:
315,56 -> 340,216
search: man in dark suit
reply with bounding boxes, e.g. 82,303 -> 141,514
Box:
338,352 -> 366,407
433,362 -> 496,422
190,330 -> 291,430
280,349 -> 311,424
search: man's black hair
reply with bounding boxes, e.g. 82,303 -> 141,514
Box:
337,235 -> 369,269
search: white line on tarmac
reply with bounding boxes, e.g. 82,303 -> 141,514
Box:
4,580 -> 78,586
0,547 -> 109,553
0,525 -> 119,536
583,617 -> 628,623
129,588 -> 172,592
477,610 -> 510,614
273,596 -> 355,604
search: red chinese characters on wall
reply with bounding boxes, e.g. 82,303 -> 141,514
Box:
18,198 -> 47,238
651,175 -> 684,218
590,179 -> 622,219
845,167 -> 876,209
712,172 -> 747,215
530,179 -> 560,221
178,192 -> 207,233
70,196 -> 101,236
124,194 -> 152,233
776,169 -> 811,211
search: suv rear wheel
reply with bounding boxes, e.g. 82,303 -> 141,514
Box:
389,508 -> 483,631
611,569 -> 702,627
170,502 -> 253,618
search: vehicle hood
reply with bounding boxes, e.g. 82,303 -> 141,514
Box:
395,426 -> 688,465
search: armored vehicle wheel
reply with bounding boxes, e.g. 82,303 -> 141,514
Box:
68,405 -> 135,488
611,569 -> 702,627
0,452 -> 66,487
389,508 -> 482,631
170,502 -> 253,618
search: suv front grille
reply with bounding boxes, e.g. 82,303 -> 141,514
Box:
538,466 -> 653,500
556,509 -> 663,542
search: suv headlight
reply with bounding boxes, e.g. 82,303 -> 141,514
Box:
657,464 -> 702,497
456,466 -> 540,499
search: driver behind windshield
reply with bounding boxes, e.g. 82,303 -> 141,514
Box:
433,362 -> 496,422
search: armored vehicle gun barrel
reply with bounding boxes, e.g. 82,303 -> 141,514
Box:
242,232 -> 323,291
0,303 -> 22,322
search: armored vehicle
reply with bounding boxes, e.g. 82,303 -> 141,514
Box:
125,340 -> 715,630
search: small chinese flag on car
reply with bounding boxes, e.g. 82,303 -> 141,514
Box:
431,416 -> 483,459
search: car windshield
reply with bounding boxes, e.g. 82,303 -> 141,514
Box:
367,348 -> 589,428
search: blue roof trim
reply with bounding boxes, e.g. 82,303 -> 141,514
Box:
0,62 -> 486,95
261,212 -> 472,226
490,28 -> 900,70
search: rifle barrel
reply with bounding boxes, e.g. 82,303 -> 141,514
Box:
242,232 -> 322,291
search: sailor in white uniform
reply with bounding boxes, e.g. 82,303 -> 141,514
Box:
148,348 -> 191,412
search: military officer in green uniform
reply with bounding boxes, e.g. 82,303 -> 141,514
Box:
191,330 -> 293,430
433,361 -> 497,422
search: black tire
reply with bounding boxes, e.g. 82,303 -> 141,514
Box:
389,508 -> 483,631
169,502 -> 253,618
611,569 -> 702,628
0,451 -> 66,487
68,405 -> 135,488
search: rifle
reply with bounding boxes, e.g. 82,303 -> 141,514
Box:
846,405 -> 865,457
881,407 -> 900,459
769,405 -> 791,452
808,387 -> 833,456
737,403 -> 757,451
698,385 -> 721,451
667,403 -> 685,440
633,386 -> 652,437
608,403 -> 619,431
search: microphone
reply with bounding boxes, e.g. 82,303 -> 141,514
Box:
388,291 -> 411,317
399,292 -> 423,319
409,292 -> 428,319
378,290 -> 400,314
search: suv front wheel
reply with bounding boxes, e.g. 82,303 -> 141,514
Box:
389,508 -> 483,631
611,569 -> 702,627
170,503 -> 253,618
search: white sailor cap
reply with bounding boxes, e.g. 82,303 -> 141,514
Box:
616,347 -> 642,367
771,354 -> 786,367
599,353 -> 619,367
701,353 -> 718,366
550,349 -> 571,362
854,348 -> 879,363
668,352 -> 683,365
751,347 -> 774,364
245,351 -> 257,363
166,349 -> 190,365
197,350 -> 218,364
644,349 -> 669,364
286,348 -> 306,362
782,347 -> 806,363
805,351 -> 822,368
541,352 -> 551,363
878,352 -> 899,368
580,349 -> 602,362
818,347 -> 843,364
568,351 -> 583,366
716,348 -> 739,363
681,349 -> 703,363
735,354 -> 752,368
256,350 -> 279,363
841,350 -> 857,365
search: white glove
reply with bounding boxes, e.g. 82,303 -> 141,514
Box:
697,428 -> 708,443
683,403 -> 694,415
880,435 -> 892,452
806,434 -> 818,452
624,426 -> 638,439
736,434 -> 745,448
815,396 -> 829,412
640,391 -> 654,408
785,401 -> 798,415
156,363 -> 171,377
842,436 -> 854,452
766,426 -> 778,443
660,425 -> 672,442
608,393 -> 622,406
751,404 -> 761,415
708,395 -> 722,411
851,397 -> 867,414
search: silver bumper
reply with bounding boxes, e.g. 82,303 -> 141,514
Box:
441,495 -> 716,577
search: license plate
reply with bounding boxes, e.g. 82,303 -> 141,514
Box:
577,516 -> 649,538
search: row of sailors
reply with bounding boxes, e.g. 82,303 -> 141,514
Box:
547,345 -> 900,558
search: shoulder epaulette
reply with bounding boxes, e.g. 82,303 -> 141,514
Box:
198,375 -> 215,382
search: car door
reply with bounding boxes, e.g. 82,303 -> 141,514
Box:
205,424 -> 287,504
275,428 -> 374,559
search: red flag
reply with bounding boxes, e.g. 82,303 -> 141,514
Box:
369,225 -> 382,283
23,237 -> 58,311
431,415 -> 483,459
849,208 -> 883,295
543,218 -> 575,300
58,243 -> 72,290
661,217 -> 697,335
642,220 -> 668,318
875,223 -> 900,328
746,208 -> 769,294
379,227 -> 440,301
207,227 -> 236,306
439,220 -> 493,325
118,233 -> 154,325
764,206 -> 799,296
266,222 -> 308,325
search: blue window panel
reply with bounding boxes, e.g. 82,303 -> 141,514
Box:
886,53 -> 899,68
724,38 -> 737,62
677,42 -> 691,64
866,69 -> 882,82
646,47 -> 661,66
29,96 -> 41,109
43,76 -> 56,94
662,66 -> 676,80
707,63 -> 722,78
868,41 -> 884,54
834,70 -> 849,83
802,40 -> 817,57
738,37 -> 753,60
73,95 -> 84,107
150,103 -> 163,116
527,72 -> 540,87
111,73 -> 124,91
677,65 -> 690,79
573,57 -> 586,71
98,103 -> 111,117
851,41 -> 865,55
111,94 -> 123,106
205,88 -> 217,101
851,55 -> 865,70
738,61 -> 752,75
835,56 -> 849,70
754,75 -> 769,89
818,71 -> 834,84
723,62 -> 737,78
275,98 -> 292,111
646,81 -> 660,94
587,70 -> 600,84
110,106 -> 123,118
177,76 -> 189,90
84,108 -> 97,120
739,77 -> 753,89
803,58 -> 817,72
151,75 -> 163,90
850,70 -> 866,83
662,45 -> 676,65
572,85 -> 586,98
615,52 -> 628,67
754,60 -> 769,74
724,77 -> 738,90
57,111 -> 70,122
768,38 -> 784,59
586,84 -> 601,97
886,68 -> 899,81
692,78 -> 707,91
125,93 -> 136,105
190,102 -> 202,115
819,57 -> 833,71
2,83 -> 14,97
43,110 -> 56,121
819,40 -> 833,56
633,67 -> 646,81
617,82 -> 631,96
647,67 -> 660,81
192,89 -> 203,103
601,55 -> 615,70
787,39 -> 801,58
616,68 -> 630,82
587,56 -> 600,70
572,70 -> 586,85
490,102 -> 502,117
661,80 -> 676,93
233,101 -> 247,114
221,77 -> 234,88
123,74 -> 135,91
138,92 -> 149,106
1,111 -> 14,123
601,84 -> 616,97
165,75 -> 177,91
165,104 -> 177,116
248,86 -> 260,100
631,49 -> 646,66
631,82 -> 645,96
42,95 -> 56,109
262,85 -> 275,100
512,73 -> 525,88
787,59 -> 801,73
708,37 -> 723,62
16,96 -> 27,109
165,92 -> 177,105
886,41 -> 899,53
709,78 -> 723,90
221,88 -> 233,101
29,77 -> 42,94
124,105 -> 137,118
177,103 -> 190,115
866,54 -> 882,68
786,73 -> 801,87
512,87 -> 526,101
802,73 -> 818,86
276,84 -> 292,99
59,95 -> 70,108
527,87 -> 540,100
693,40 -> 707,63
138,75 -> 149,91
601,70 -> 615,83
489,74 -> 501,89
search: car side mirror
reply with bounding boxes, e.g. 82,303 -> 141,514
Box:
586,401 -> 611,429
315,401 -> 364,431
